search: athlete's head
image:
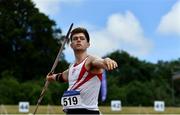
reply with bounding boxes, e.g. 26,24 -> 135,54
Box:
70,27 -> 90,43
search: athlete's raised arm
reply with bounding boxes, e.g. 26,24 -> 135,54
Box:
88,56 -> 118,71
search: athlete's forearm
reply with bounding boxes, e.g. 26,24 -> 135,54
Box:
92,57 -> 118,70
91,58 -> 107,69
46,69 -> 68,82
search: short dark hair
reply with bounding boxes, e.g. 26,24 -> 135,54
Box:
70,27 -> 90,43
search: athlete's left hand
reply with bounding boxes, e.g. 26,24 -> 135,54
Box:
103,58 -> 118,70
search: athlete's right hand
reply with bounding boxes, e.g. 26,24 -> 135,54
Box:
46,73 -> 56,82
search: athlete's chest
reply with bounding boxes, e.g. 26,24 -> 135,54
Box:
69,66 -> 81,81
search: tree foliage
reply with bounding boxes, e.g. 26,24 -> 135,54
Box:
0,0 -> 67,81
105,50 -> 180,106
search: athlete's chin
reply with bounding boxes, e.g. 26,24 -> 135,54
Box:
74,48 -> 86,52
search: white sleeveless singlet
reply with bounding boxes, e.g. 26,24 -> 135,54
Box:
67,57 -> 102,110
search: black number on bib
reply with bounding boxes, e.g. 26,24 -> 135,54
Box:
63,98 -> 68,106
63,97 -> 78,106
72,97 -> 78,105
67,97 -> 72,105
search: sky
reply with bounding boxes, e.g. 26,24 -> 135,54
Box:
32,0 -> 180,63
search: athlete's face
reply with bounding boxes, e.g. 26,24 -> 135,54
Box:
70,33 -> 90,51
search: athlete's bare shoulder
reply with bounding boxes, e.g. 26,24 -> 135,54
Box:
85,55 -> 104,73
86,55 -> 102,65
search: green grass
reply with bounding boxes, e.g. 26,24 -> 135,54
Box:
1,105 -> 180,114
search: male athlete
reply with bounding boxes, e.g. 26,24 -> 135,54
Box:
47,27 -> 118,114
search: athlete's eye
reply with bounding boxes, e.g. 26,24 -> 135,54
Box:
80,36 -> 86,40
72,37 -> 78,41
72,36 -> 86,41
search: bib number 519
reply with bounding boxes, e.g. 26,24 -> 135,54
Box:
62,96 -> 78,106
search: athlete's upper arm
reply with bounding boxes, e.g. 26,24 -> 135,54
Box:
89,56 -> 106,70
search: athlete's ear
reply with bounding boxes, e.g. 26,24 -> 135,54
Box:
70,42 -> 73,48
87,42 -> 90,48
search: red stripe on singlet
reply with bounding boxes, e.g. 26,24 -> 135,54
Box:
72,72 -> 94,90
76,62 -> 87,82
97,74 -> 102,81
70,59 -> 87,90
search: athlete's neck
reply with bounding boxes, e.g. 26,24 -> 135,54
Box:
74,51 -> 88,64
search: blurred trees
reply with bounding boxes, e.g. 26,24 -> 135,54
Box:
0,76 -> 67,105
0,0 -> 68,81
105,50 -> 180,106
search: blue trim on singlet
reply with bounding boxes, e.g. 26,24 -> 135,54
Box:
63,90 -> 80,97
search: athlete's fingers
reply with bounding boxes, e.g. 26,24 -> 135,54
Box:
112,61 -> 118,69
110,60 -> 117,70
107,61 -> 112,70
105,58 -> 112,70
110,61 -> 115,70
103,58 -> 117,70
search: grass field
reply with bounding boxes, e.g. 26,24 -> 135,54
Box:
0,105 -> 180,114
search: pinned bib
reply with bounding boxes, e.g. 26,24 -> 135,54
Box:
61,90 -> 82,108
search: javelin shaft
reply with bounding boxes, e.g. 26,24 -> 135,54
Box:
33,23 -> 73,115
50,23 -> 73,73
33,81 -> 49,114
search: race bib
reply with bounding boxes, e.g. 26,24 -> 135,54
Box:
61,90 -> 81,108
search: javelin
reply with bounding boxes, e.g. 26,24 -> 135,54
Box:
33,23 -> 73,115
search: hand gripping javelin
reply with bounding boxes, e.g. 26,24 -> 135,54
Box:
33,23 -> 73,115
